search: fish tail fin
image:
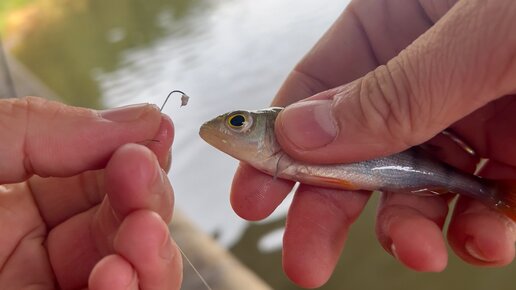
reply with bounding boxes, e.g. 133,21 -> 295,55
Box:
493,180 -> 516,222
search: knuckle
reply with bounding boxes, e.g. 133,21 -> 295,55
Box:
0,97 -> 41,180
357,60 -> 427,148
17,96 -> 47,111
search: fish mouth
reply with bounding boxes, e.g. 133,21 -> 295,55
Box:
199,120 -> 226,150
199,119 -> 249,161
199,122 -> 215,145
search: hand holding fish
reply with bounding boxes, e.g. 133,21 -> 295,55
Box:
0,97 -> 182,290
228,0 -> 516,287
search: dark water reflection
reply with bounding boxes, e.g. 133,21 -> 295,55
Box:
7,0 -> 516,289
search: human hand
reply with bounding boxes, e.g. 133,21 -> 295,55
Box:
231,0 -> 516,287
0,97 -> 182,289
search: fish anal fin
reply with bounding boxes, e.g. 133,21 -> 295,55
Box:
299,175 -> 359,190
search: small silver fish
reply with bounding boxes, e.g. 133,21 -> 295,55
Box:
199,107 -> 516,220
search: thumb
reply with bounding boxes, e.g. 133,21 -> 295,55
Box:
275,0 -> 516,163
0,96 -> 163,183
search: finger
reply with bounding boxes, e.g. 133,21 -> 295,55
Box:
89,255 -> 138,290
447,94 -> 516,163
282,185 -> 369,288
114,210 -> 182,290
420,132 -> 479,173
479,159 -> 516,180
104,144 -> 174,222
275,1 -> 516,163
47,144 -> 174,288
0,184 -> 54,289
48,207 -> 102,289
231,0 -> 453,223
375,193 -> 449,272
230,163 -> 294,221
273,0 -> 451,106
28,115 -> 174,228
145,114 -> 174,171
448,197 -> 516,266
92,144 -> 174,253
0,97 -> 162,183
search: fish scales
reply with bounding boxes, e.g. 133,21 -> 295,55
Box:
200,107 -> 516,220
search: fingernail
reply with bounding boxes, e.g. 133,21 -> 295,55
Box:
100,103 -> 158,122
278,100 -> 337,150
465,239 -> 491,262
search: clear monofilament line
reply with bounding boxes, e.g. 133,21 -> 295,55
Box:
160,91 -> 206,289
177,246 -> 214,290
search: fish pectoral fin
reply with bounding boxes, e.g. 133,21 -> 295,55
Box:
273,153 -> 290,180
299,175 -> 359,190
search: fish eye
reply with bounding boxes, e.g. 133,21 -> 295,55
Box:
227,114 -> 246,128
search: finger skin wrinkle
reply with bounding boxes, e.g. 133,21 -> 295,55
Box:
351,80 -> 369,132
315,193 -> 352,226
20,97 -> 53,181
377,63 -> 414,144
1,97 -> 33,181
390,54 -> 440,141
22,133 -> 33,181
79,171 -> 104,208
376,203 -> 444,253
392,55 -> 425,133
0,184 -> 44,267
21,97 -> 65,179
0,222 -> 46,274
298,187 -> 367,226
357,66 -> 416,149
379,203 -> 447,230
296,211 -> 335,237
356,75 -> 387,132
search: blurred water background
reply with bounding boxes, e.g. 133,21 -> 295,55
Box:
1,0 -> 515,289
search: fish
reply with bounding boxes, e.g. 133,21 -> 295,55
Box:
199,107 -> 516,221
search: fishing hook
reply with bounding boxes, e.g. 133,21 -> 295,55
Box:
160,90 -> 190,111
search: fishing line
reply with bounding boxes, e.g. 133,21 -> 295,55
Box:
177,246 -> 214,290
159,90 -> 213,290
